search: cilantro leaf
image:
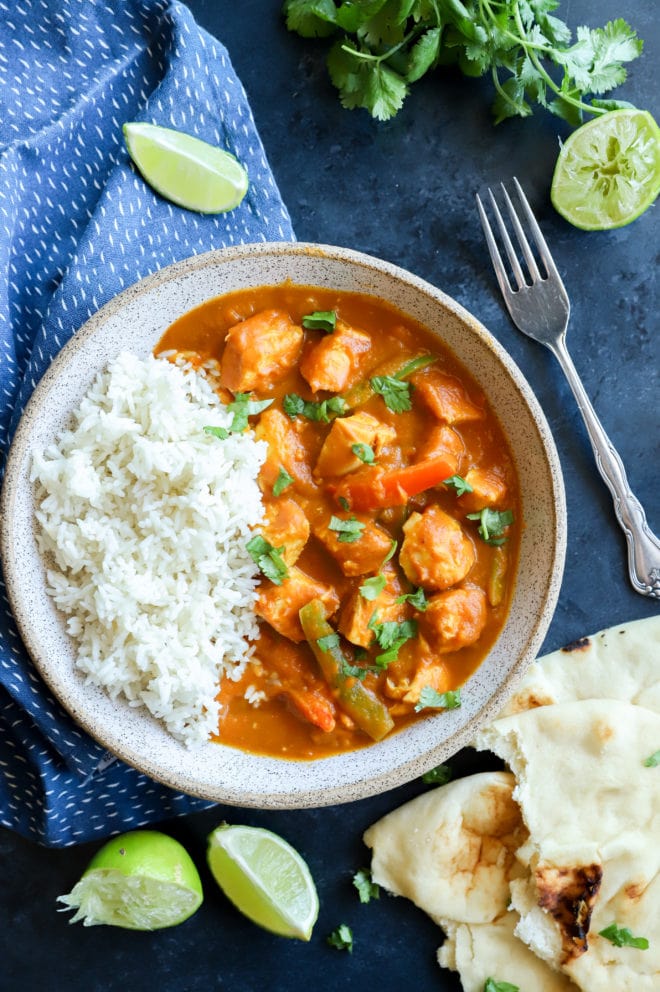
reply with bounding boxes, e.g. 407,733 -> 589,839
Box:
317,632 -> 340,652
406,27 -> 441,82
483,980 -> 521,992
598,922 -> 649,950
340,659 -> 369,680
414,686 -> 462,712
443,474 -> 473,496
283,392 -> 347,422
329,514 -> 366,543
422,763 -> 452,785
371,374 -> 412,413
272,466 -> 294,497
353,868 -> 380,903
467,507 -> 514,545
246,535 -> 289,585
643,750 -> 660,767
352,442 -> 376,464
203,425 -> 229,440
396,586 -> 428,610
327,923 -> 353,952
360,573 -> 387,600
369,615 -> 418,666
282,0 -> 336,38
302,309 -> 337,332
227,393 -> 273,432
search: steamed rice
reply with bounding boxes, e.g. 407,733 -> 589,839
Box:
31,351 -> 267,747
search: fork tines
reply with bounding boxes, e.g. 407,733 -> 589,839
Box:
476,178 -> 560,294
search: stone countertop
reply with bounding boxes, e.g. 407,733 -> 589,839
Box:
2,2 -> 657,991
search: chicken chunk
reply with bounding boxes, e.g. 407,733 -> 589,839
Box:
458,466 -> 508,513
417,424 -> 465,477
220,309 -> 303,393
412,370 -> 484,424
420,587 -> 487,652
255,407 -> 317,496
399,505 -> 475,590
315,516 -> 394,577
338,565 -> 405,648
300,320 -> 371,393
260,498 -> 310,566
314,411 -> 396,478
383,638 -> 452,706
255,566 -> 340,643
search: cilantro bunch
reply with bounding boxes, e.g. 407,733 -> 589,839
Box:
283,0 -> 642,124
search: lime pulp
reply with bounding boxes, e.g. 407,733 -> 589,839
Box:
551,109 -> 660,231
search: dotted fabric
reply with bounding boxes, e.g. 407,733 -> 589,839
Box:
0,0 -> 294,846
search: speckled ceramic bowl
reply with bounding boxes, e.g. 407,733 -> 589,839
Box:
0,243 -> 566,806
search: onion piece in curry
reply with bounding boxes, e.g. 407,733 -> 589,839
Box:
156,285 -> 520,760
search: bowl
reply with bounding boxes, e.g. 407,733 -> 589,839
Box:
0,243 -> 566,806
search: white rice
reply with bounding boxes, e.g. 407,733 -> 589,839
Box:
31,351 -> 267,747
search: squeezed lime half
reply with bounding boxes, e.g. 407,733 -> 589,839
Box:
123,122 -> 249,213
207,824 -> 319,940
551,109 -> 660,230
57,829 -> 203,929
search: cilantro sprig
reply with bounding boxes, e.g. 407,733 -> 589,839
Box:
353,868 -> 380,903
422,763 -> 452,785
283,1 -> 643,125
246,535 -> 289,585
329,514 -> 366,543
327,923 -> 354,952
598,922 -> 649,950
414,686 -> 462,712
283,392 -> 347,422
227,393 -> 273,432
467,507 -> 514,546
368,614 -> 418,666
483,980 -> 520,992
302,309 -> 337,333
272,466 -> 294,497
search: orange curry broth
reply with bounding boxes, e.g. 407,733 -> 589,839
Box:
156,284 -> 521,760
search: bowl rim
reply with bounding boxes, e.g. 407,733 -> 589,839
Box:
0,241 -> 567,806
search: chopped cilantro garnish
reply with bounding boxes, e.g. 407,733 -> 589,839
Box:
203,425 -> 229,440
598,922 -> 649,950
443,474 -> 474,496
371,374 -> 412,414
272,466 -> 294,497
368,614 -> 417,666
396,587 -> 428,611
245,535 -> 289,586
227,393 -> 273,432
414,687 -> 462,712
360,574 -> 387,601
317,632 -> 340,653
351,442 -> 376,465
302,310 -> 336,333
353,868 -> 380,904
283,392 -> 347,422
340,659 -> 369,681
483,980 -> 520,992
327,923 -> 353,953
643,749 -> 660,767
422,764 -> 452,786
329,514 -> 365,543
467,507 -> 514,545
338,496 -> 350,512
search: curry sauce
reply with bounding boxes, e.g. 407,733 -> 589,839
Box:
156,284 -> 520,759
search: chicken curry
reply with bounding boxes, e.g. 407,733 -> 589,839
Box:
156,284 -> 520,759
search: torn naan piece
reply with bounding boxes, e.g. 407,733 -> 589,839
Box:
475,699 -> 660,991
364,771 -> 578,990
363,771 -> 525,926
499,615 -> 660,719
439,912 -> 577,992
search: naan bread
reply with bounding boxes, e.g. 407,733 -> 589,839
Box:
475,699 -> 660,991
364,771 -> 525,925
439,912 -> 577,992
499,615 -> 660,718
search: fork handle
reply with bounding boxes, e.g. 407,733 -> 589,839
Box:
552,337 -> 660,600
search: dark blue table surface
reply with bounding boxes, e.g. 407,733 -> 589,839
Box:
2,2 -> 658,990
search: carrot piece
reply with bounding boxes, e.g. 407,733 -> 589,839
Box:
332,456 -> 454,512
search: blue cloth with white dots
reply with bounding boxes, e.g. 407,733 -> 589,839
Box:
0,0 -> 294,846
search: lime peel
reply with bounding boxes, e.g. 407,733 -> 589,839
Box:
57,829 -> 203,930
207,824 -> 319,941
551,109 -> 660,231
123,121 -> 248,214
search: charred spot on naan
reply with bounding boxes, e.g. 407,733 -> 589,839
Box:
560,636 -> 591,653
535,863 -> 603,962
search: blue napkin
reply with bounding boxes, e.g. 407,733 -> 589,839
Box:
0,0 -> 294,846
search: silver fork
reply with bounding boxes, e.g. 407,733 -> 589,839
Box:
477,178 -> 660,600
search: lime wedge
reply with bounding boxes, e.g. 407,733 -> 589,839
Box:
207,824 -> 319,940
551,109 -> 660,230
57,829 -> 203,929
123,122 -> 248,213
